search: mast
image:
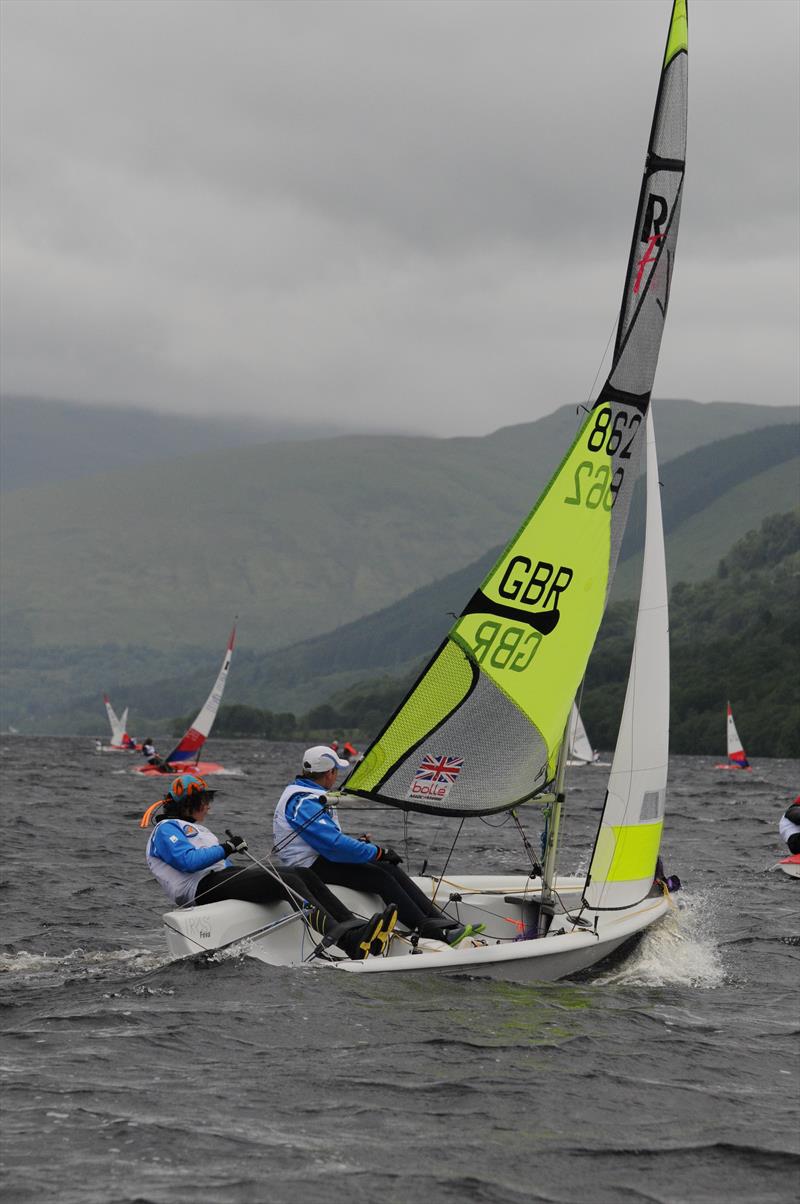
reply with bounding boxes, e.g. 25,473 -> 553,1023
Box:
537,719 -> 570,932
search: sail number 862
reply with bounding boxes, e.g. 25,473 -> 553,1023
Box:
587,407 -> 641,456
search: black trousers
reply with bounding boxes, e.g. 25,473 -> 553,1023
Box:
311,856 -> 451,931
787,833 -> 800,855
194,864 -> 360,927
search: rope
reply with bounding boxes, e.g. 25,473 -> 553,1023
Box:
510,809 -> 543,877
430,819 -> 464,907
580,313 -> 618,416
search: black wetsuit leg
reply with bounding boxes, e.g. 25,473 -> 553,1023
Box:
311,857 -> 449,930
194,866 -> 289,905
787,833 -> 800,854
279,866 -> 359,925
193,865 -> 356,927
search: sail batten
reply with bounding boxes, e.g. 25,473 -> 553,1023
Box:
343,0 -> 687,818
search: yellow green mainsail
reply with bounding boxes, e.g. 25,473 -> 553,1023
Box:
344,0 -> 687,817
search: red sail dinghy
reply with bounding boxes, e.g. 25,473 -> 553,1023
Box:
136,624 -> 236,777
714,702 -> 752,771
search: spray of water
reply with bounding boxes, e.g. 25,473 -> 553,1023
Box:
596,891 -> 725,989
0,946 -> 169,980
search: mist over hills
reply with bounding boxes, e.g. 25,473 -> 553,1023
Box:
0,395 -> 356,492
8,418 -> 797,736
1,399 -> 794,658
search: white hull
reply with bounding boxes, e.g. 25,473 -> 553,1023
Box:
773,860 -> 800,879
162,873 -> 670,984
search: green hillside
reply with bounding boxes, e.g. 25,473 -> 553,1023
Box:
613,455 -> 799,597
205,512 -> 798,758
584,512 -> 800,757
1,400 -> 792,655
2,403 -> 796,733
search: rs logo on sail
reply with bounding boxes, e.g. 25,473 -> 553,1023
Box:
634,192 -> 669,295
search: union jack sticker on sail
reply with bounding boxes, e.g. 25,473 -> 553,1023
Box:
407,754 -> 464,802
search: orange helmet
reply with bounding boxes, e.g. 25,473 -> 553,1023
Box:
168,773 -> 213,804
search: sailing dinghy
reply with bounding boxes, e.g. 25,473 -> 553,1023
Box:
99,695 -> 136,752
714,702 -> 751,770
566,705 -> 609,767
161,0 -> 688,980
137,624 -> 236,776
773,855 -> 800,879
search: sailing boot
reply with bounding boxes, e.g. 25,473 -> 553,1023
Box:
369,904 -> 398,957
306,909 -> 368,960
444,922 -> 486,947
347,910 -> 391,960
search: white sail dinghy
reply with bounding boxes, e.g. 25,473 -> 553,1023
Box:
162,0 -> 688,982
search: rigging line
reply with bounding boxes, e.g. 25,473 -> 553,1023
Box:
430,818 -> 465,907
510,809 -> 544,877
580,313 -> 618,417
421,813 -> 448,874
478,812 -> 513,829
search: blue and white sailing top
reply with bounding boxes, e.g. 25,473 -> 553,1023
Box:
273,777 -> 379,868
146,819 -> 230,905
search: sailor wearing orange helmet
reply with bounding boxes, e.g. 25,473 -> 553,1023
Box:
142,773 -> 396,960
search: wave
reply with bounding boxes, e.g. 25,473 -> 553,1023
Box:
0,946 -> 169,980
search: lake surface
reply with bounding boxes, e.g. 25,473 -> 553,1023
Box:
1,737 -> 798,1203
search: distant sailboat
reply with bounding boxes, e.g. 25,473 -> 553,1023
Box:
566,705 -> 609,767
100,695 -> 136,752
715,702 -> 751,770
136,623 -> 237,777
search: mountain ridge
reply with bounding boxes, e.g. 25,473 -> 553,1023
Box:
2,399 -> 793,655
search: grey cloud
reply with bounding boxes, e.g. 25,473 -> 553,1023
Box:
1,0 -> 797,434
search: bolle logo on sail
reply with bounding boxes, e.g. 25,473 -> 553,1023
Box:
408,754 -> 464,801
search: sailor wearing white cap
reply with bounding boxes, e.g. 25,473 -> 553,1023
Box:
272,747 -> 484,947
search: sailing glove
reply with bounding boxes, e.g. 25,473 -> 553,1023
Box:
221,833 -> 248,856
375,846 -> 403,865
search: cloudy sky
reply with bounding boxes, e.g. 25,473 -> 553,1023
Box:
2,0 -> 797,437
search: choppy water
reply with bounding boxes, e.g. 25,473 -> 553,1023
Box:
1,737 -> 798,1204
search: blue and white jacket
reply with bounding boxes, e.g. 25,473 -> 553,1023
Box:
273,777 -> 379,869
146,819 -> 230,905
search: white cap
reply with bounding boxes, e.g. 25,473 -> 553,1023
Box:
302,745 -> 350,774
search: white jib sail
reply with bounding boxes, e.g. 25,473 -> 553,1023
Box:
568,706 -> 595,764
584,409 -> 669,910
